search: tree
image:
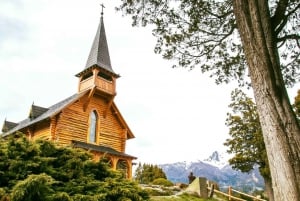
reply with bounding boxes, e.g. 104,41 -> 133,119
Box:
134,163 -> 167,184
0,133 -> 149,201
224,89 -> 273,201
117,1 -> 300,200
226,89 -> 300,200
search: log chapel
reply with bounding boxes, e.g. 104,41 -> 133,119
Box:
1,10 -> 136,179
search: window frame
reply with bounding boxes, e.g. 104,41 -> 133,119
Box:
87,110 -> 99,144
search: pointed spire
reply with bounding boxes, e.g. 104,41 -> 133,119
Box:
83,5 -> 115,75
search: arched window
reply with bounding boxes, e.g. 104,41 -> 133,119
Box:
89,110 -> 97,143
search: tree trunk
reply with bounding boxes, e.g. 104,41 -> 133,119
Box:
264,176 -> 274,201
232,0 -> 300,200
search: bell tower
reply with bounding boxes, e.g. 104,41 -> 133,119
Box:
76,6 -> 119,98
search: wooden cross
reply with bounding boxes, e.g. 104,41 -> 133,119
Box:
100,3 -> 105,16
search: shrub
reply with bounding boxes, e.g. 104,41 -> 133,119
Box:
152,178 -> 173,187
144,188 -> 173,196
0,133 -> 150,201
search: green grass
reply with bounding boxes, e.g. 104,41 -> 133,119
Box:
150,193 -> 219,201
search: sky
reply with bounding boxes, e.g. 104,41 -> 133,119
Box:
0,0 -> 299,165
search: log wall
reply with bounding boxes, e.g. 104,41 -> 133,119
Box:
32,120 -> 51,140
53,94 -> 126,152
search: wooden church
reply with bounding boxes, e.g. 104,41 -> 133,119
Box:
1,11 -> 136,179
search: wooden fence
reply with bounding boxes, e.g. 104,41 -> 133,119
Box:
186,177 -> 267,200
207,185 -> 267,201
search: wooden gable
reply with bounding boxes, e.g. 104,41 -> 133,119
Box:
52,92 -> 134,153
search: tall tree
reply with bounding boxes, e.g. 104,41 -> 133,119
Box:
224,89 -> 273,201
117,1 -> 300,199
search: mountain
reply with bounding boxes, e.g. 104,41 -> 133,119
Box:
159,151 -> 264,192
203,150 -> 228,168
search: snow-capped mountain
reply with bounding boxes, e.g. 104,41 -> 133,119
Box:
159,151 -> 264,192
203,151 -> 229,168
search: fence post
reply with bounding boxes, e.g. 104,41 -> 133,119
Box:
228,186 -> 232,201
199,177 -> 208,198
209,183 -> 215,198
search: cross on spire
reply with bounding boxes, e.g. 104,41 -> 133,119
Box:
100,3 -> 105,16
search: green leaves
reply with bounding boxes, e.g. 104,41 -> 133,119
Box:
0,133 -> 149,201
224,89 -> 269,177
293,90 -> 300,120
11,174 -> 54,201
117,0 -> 247,85
117,0 -> 300,87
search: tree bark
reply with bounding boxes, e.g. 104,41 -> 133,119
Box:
232,0 -> 300,200
264,176 -> 274,201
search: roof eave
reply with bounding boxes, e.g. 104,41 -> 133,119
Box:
75,65 -> 120,78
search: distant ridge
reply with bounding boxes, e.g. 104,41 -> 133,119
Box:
159,151 -> 264,192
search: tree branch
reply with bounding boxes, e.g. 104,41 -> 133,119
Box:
274,2 -> 300,36
271,0 -> 289,31
277,34 -> 300,43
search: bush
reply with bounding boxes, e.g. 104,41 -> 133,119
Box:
0,133 -> 150,201
152,178 -> 173,187
50,192 -> 72,201
144,188 -> 173,196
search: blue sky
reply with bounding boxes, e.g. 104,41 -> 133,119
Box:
1,0 -> 299,164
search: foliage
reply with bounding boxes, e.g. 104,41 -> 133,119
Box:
11,174 -> 54,201
225,88 -> 300,177
117,0 -> 300,87
224,89 -> 270,178
152,178 -> 173,187
0,132 -> 149,201
293,90 -> 300,120
134,163 -> 167,184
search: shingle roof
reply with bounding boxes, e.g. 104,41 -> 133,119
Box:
76,15 -> 117,77
29,104 -> 48,119
1,120 -> 18,133
1,91 -> 88,137
72,140 -> 137,159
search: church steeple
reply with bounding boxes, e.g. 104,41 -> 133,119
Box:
76,6 -> 119,95
84,11 -> 114,74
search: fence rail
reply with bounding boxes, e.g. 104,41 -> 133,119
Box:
231,187 -> 266,201
187,176 -> 267,201
207,185 -> 267,201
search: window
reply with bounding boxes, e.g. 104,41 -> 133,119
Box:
89,110 -> 97,143
81,72 -> 93,81
98,72 -> 112,81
